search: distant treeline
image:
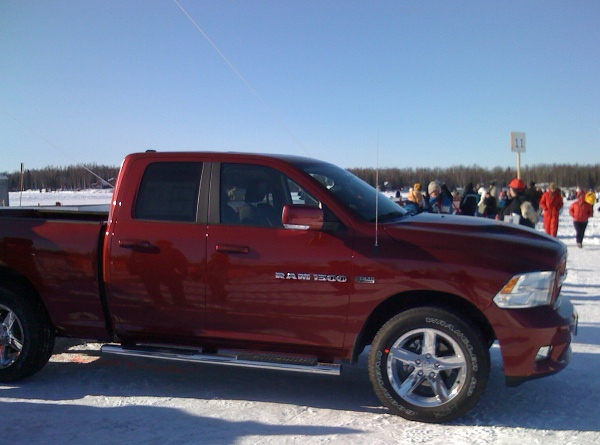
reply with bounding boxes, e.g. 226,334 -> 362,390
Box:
2,162 -> 599,192
349,163 -> 600,192
1,164 -> 120,191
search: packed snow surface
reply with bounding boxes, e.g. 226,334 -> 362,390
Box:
2,190 -> 600,444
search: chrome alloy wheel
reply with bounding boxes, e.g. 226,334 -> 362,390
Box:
386,327 -> 468,408
0,304 -> 24,369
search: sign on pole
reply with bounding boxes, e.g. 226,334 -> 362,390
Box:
511,132 -> 526,153
510,132 -> 526,179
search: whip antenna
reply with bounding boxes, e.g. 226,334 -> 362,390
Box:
373,129 -> 379,255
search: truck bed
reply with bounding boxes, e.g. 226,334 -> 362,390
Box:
0,204 -> 109,221
0,207 -> 110,339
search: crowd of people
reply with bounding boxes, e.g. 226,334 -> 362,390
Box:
400,179 -> 597,247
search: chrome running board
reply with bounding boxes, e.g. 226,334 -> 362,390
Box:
101,344 -> 341,376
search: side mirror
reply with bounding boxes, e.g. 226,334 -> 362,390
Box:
282,204 -> 323,231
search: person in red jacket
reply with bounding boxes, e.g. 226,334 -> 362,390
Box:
539,183 -> 563,236
569,190 -> 594,247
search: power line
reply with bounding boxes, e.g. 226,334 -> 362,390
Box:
172,0 -> 310,156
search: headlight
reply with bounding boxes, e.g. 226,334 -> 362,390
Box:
493,271 -> 556,308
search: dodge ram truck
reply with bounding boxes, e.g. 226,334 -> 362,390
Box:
0,151 -> 577,422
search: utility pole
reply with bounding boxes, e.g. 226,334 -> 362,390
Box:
19,162 -> 24,206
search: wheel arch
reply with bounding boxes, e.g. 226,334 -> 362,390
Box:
351,290 -> 495,362
0,266 -> 52,326
0,266 -> 57,382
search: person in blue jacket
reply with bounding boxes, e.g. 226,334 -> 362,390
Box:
427,181 -> 453,214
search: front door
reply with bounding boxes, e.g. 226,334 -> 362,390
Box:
204,162 -> 354,355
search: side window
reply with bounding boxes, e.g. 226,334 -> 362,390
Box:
287,177 -> 345,232
219,163 -> 344,231
287,178 -> 320,207
134,162 -> 202,222
220,164 -> 288,227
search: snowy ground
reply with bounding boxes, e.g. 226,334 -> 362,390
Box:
2,190 -> 600,444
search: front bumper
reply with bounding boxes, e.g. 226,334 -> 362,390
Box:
493,294 -> 577,387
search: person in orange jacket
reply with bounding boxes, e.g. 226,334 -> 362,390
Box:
539,183 -> 563,237
569,190 -> 594,247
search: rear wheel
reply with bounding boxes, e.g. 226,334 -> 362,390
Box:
0,287 -> 55,382
368,307 -> 490,423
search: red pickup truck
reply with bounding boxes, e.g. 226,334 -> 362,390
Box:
0,151 -> 577,422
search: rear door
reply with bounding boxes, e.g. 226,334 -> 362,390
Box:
105,158 -> 208,344
204,161 -> 354,354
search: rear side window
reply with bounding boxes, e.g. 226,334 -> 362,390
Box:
134,162 -> 202,222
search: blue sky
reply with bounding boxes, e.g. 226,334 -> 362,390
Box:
1,1 -> 599,172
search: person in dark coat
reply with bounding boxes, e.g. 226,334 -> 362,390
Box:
524,181 -> 543,212
500,178 -> 535,228
459,183 -> 479,216
482,191 -> 498,219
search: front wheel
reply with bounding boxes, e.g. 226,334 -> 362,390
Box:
0,287 -> 55,382
368,307 -> 490,423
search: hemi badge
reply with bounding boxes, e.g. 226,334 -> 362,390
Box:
355,276 -> 375,284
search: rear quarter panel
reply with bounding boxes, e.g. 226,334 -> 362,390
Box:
0,211 -> 108,339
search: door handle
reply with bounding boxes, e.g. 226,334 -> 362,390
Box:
215,244 -> 250,254
118,239 -> 158,252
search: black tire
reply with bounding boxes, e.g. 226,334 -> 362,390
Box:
0,287 -> 55,382
368,307 -> 490,423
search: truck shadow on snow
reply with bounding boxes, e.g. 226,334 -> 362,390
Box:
0,402 -> 362,444
22,339 -> 387,415
2,338 -> 599,433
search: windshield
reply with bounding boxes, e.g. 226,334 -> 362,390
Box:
293,160 -> 408,222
